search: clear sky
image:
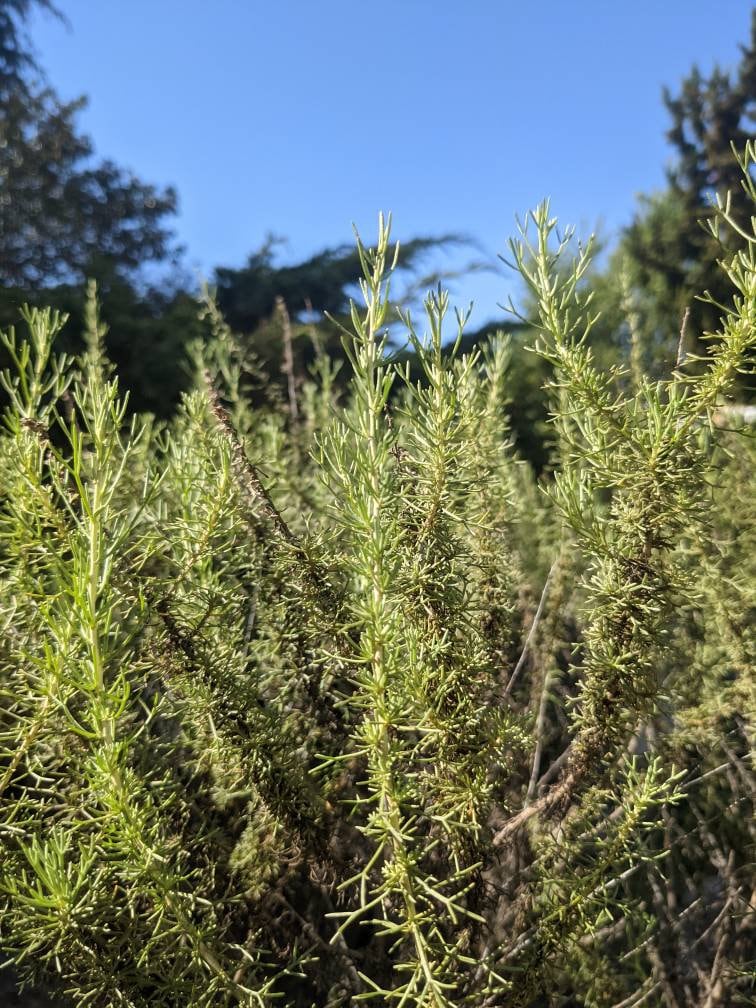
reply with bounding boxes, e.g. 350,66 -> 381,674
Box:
29,0 -> 754,326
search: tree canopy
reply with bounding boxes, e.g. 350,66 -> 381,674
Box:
0,0 -> 180,287
0,0 -> 59,97
618,10 -> 756,369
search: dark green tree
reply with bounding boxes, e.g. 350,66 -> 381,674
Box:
619,10 -> 756,370
0,0 -> 196,418
0,88 -> 180,286
0,0 -> 59,97
0,0 -> 179,287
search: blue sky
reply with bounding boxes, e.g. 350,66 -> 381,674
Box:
30,1 -> 754,326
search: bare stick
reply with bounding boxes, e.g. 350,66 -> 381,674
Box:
503,556 -> 559,698
676,306 -> 691,368
526,665 -> 554,803
277,295 -> 299,421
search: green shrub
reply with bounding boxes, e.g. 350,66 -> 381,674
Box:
0,145 -> 754,1008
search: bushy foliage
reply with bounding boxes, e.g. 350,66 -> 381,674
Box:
0,147 -> 754,1008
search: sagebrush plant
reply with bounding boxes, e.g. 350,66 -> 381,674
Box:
0,145 -> 754,1008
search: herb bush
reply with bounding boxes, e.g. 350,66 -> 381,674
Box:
0,145 -> 754,1008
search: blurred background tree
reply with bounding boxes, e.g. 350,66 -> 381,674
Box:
0,0 -> 465,415
0,0 -> 180,286
0,0 -> 197,414
597,11 -> 756,377
1,1 -> 754,431
0,0 -> 58,96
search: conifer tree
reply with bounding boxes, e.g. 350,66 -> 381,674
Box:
620,10 -> 756,370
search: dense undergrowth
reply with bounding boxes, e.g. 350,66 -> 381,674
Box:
0,145 -> 754,1008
